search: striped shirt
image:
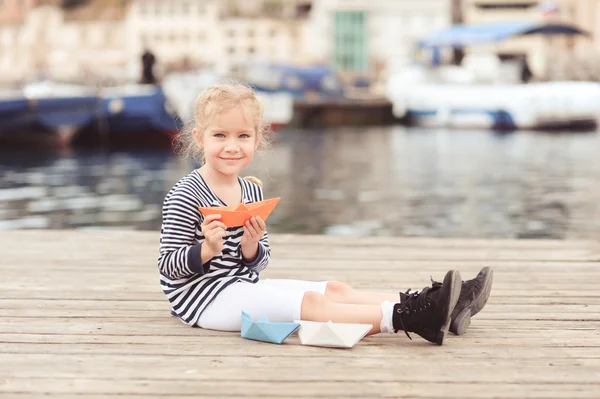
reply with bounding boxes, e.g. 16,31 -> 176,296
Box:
157,170 -> 270,326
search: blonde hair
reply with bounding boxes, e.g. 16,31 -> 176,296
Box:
173,82 -> 272,166
242,175 -> 263,187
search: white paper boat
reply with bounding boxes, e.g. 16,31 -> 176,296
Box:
293,320 -> 372,348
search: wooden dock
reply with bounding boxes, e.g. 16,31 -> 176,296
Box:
290,96 -> 398,128
1,230 -> 599,398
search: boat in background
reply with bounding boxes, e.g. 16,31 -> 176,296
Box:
386,22 -> 600,130
97,85 -> 179,146
0,81 -> 179,147
387,67 -> 600,130
242,63 -> 345,99
0,83 -> 99,146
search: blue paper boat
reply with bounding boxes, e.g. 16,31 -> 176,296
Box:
240,311 -> 300,344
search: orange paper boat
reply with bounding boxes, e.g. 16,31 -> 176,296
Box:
198,197 -> 281,228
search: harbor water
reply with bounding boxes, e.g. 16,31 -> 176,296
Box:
1,126 -> 599,239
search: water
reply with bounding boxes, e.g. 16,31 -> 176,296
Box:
1,126 -> 600,239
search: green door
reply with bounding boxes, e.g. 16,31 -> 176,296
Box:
333,11 -> 367,73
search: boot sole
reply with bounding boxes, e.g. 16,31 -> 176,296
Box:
435,270 -> 462,345
450,267 -> 494,335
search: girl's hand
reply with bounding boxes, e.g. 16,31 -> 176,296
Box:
241,216 -> 266,247
201,214 -> 227,257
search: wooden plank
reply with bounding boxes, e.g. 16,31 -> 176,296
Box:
2,246 -> 598,262
2,232 -> 599,262
2,229 -> 598,248
2,301 -> 599,314
2,340 -> 600,357
2,309 -> 600,320
1,317 -> 599,335
1,379 -> 599,398
0,360 -> 599,384
1,329 -> 597,342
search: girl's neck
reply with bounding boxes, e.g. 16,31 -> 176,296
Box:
198,165 -> 238,188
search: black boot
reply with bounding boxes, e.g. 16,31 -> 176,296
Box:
450,266 -> 494,335
392,270 -> 462,345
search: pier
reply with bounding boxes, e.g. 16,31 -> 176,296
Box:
290,96 -> 398,128
1,230 -> 599,398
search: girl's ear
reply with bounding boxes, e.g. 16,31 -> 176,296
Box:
192,128 -> 203,148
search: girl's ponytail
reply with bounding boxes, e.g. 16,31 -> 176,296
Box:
243,176 -> 263,187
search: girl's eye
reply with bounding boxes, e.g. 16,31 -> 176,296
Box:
239,134 -> 250,138
214,133 -> 225,138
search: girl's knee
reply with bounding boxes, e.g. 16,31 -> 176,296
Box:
300,290 -> 329,319
324,281 -> 353,300
302,290 -> 328,307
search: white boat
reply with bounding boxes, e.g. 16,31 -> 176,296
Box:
387,67 -> 600,130
386,22 -> 600,130
294,320 -> 372,349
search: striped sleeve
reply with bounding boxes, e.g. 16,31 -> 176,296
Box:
157,187 -> 206,280
241,183 -> 271,273
242,235 -> 270,272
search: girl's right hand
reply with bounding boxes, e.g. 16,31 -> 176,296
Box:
201,214 -> 227,257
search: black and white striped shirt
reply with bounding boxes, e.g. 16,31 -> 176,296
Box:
157,170 -> 270,326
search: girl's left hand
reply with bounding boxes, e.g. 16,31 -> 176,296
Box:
241,216 -> 266,246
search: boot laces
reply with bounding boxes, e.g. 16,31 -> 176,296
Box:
395,278 -> 442,340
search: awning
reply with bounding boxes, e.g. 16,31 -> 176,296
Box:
417,22 -> 589,48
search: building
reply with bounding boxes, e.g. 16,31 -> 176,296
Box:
0,0 -> 40,83
53,2 -> 128,83
124,0 -> 220,74
554,0 -> 600,54
125,0 -> 307,75
216,0 -> 311,70
219,18 -> 295,68
0,2 -> 128,85
463,0 -> 551,78
0,0 -> 38,24
463,0 -> 600,80
0,0 -> 322,85
302,0 -> 451,80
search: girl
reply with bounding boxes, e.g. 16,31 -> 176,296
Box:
157,83 -> 493,345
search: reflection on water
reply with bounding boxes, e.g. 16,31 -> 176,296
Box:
1,126 -> 600,239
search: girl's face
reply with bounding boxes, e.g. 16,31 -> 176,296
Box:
194,105 -> 257,177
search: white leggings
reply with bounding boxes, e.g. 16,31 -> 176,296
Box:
197,279 -> 328,331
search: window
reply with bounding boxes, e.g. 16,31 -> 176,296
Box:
333,11 -> 367,72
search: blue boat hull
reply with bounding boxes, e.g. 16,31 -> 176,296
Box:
405,108 -> 517,130
0,87 -> 179,147
101,90 -> 179,134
